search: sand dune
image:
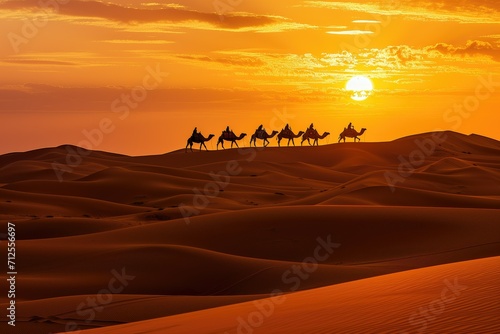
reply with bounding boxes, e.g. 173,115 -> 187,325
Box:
79,256 -> 500,334
0,131 -> 499,333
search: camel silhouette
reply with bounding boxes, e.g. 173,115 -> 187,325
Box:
277,129 -> 304,147
186,133 -> 215,152
217,132 -> 247,149
338,128 -> 366,143
250,130 -> 278,147
301,129 -> 330,146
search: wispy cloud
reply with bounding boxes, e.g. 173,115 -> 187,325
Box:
327,30 -> 374,35
97,40 -> 174,45
352,20 -> 381,24
304,1 -> 499,23
0,0 -> 314,32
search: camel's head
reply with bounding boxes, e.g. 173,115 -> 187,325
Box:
271,130 -> 278,135
241,133 -> 248,138
207,134 -> 215,140
325,132 -> 331,136
298,131 -> 305,136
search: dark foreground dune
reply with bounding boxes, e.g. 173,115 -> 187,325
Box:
0,131 -> 499,334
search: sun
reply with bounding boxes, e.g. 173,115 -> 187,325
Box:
346,76 -> 373,101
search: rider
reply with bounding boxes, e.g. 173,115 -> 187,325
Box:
284,124 -> 291,132
308,123 -> 315,135
255,124 -> 264,137
224,126 -> 232,138
348,122 -> 353,130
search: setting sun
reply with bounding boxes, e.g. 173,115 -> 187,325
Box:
346,76 -> 373,101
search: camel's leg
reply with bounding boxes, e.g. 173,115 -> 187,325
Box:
278,138 -> 281,147
291,138 -> 295,146
186,140 -> 190,153
234,141 -> 240,148
202,142 -> 208,151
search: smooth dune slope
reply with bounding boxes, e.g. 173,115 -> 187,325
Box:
78,256 -> 500,334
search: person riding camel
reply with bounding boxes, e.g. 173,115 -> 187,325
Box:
192,127 -> 199,140
348,122 -> 354,131
224,126 -> 233,139
255,124 -> 264,138
284,124 -> 291,133
308,123 -> 315,135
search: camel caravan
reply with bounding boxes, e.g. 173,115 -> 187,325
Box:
186,123 -> 366,152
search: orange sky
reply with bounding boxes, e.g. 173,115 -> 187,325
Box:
1,0 -> 499,155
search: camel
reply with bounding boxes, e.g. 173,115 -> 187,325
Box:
338,128 -> 367,143
250,130 -> 278,147
186,133 -> 214,152
277,129 -> 305,147
217,132 -> 247,149
301,130 -> 330,146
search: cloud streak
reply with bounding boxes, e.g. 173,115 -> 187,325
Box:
0,0 -> 309,31
304,0 -> 500,23
327,30 -> 374,35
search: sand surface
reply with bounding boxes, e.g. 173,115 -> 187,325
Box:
0,131 -> 498,333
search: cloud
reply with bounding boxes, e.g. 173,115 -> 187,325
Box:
303,0 -> 499,23
0,84 -> 346,113
327,30 -> 374,35
352,20 -> 381,24
425,40 -> 500,61
98,40 -> 175,45
176,54 -> 265,67
0,0 -> 310,31
1,59 -> 77,66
